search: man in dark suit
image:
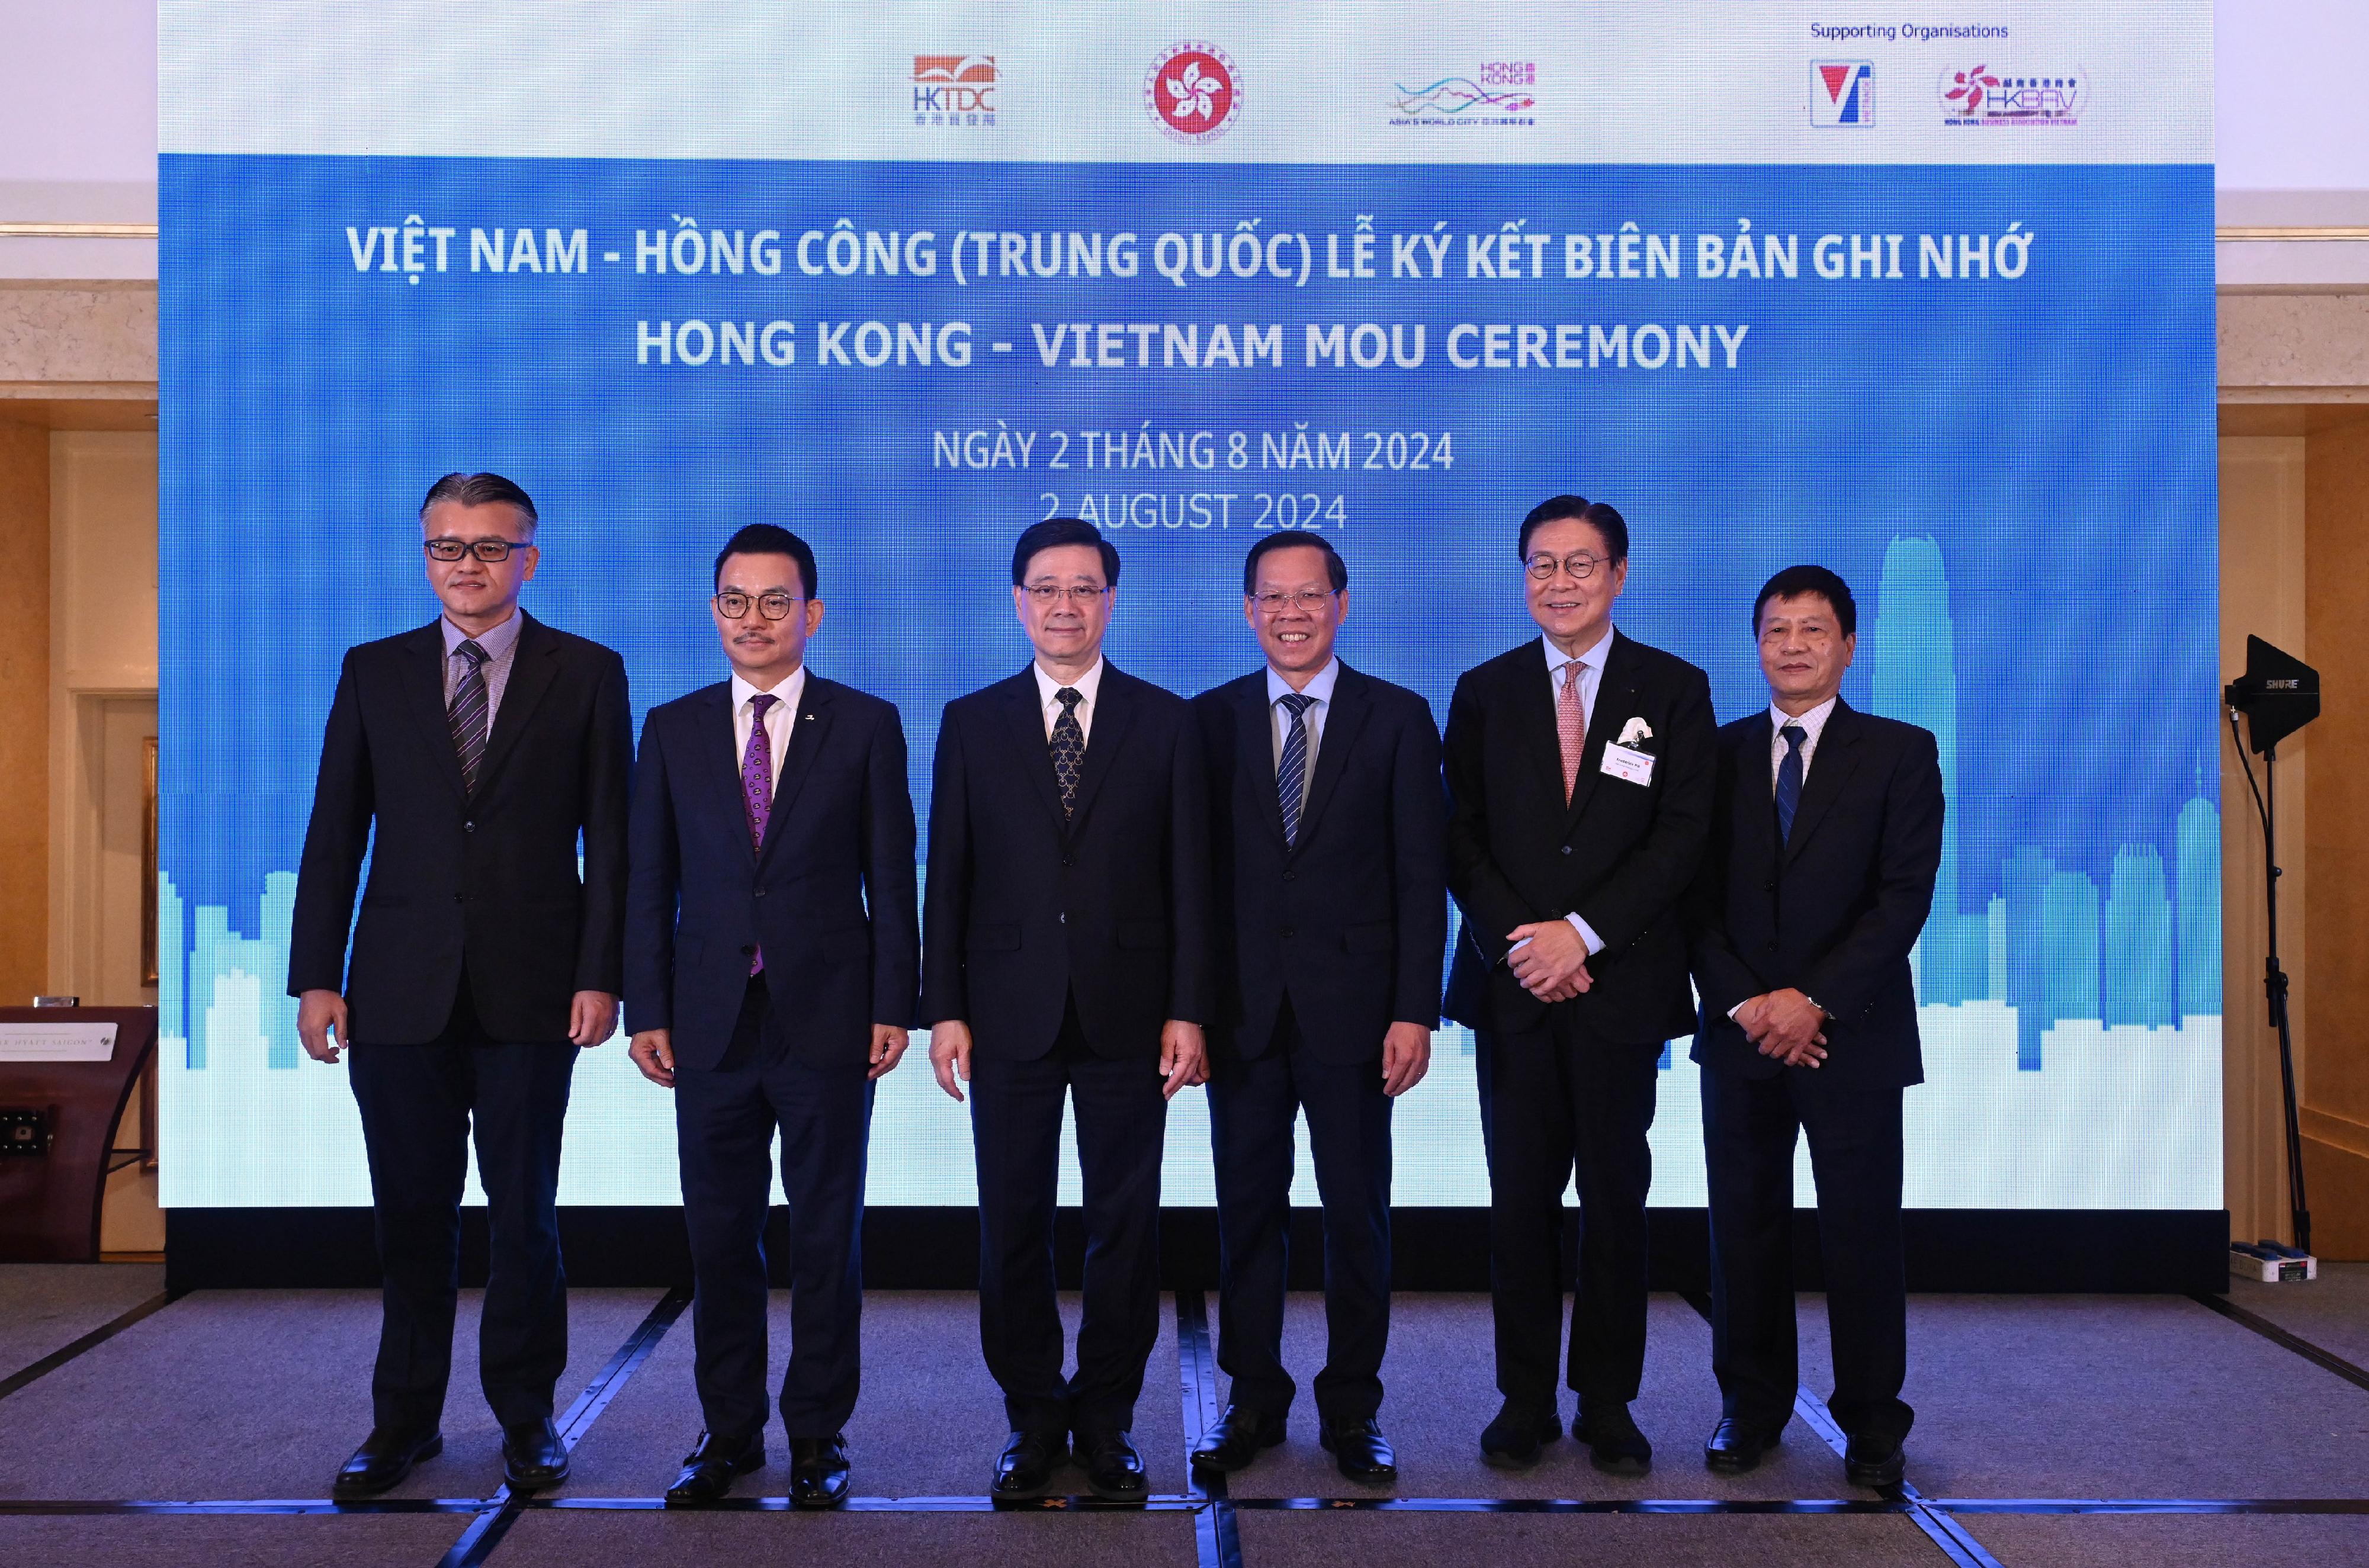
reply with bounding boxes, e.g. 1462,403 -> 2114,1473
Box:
290,472 -> 631,1498
1443,496 -> 1716,1474
1686,565 -> 1943,1489
1187,532 -> 1444,1487
622,524 -> 917,1508
922,517 -> 1210,1505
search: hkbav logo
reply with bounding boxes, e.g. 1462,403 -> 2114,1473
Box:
913,54 -> 996,128
1811,60 -> 1873,126
1145,42 -> 1240,144
1939,63 -> 2084,126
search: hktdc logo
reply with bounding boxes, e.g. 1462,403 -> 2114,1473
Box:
1811,61 -> 1873,126
1145,43 -> 1240,143
913,54 -> 996,128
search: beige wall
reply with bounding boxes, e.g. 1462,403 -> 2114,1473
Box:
0,416 -> 49,1006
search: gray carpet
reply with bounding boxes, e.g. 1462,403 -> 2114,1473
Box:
495,1506 -> 1200,1566
1970,1513 -> 2369,1567
2229,1261 -> 2369,1370
0,1289 -> 659,1500
560,1291 -> 1189,1500
0,1265 -> 166,1382
1790,1293 -> 2369,1499
1233,1509 -> 1940,1567
0,1514 -> 471,1567
1217,1293 -> 1855,1500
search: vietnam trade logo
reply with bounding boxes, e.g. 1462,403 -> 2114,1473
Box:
1145,42 -> 1240,144
1811,60 -> 1872,126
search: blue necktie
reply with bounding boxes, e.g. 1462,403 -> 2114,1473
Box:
1277,692 -> 1315,847
1774,723 -> 1807,844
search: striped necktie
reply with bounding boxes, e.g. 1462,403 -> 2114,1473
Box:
448,640 -> 490,793
1277,692 -> 1315,847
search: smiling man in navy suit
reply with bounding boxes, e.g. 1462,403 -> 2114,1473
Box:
1187,531 -> 1444,1487
922,517 -> 1210,1505
1686,565 -> 1942,1490
623,523 -> 917,1508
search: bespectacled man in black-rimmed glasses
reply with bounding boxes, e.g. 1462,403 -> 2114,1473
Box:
291,472 -> 631,1503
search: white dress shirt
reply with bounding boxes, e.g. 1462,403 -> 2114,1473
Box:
1767,695 -> 1839,793
1267,657 -> 1340,815
730,666 -> 806,795
1544,626 -> 1615,956
1033,657 -> 1105,745
440,609 -> 524,727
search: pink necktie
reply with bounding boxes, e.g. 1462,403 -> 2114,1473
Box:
743,693 -> 777,973
1557,662 -> 1586,805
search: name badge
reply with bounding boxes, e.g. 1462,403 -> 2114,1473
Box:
1600,741 -> 1655,787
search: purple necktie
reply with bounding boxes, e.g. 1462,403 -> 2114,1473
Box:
743,692 -> 778,974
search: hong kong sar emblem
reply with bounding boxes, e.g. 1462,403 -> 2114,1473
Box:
1145,42 -> 1241,144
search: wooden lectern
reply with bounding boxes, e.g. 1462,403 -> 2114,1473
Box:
0,1007 -> 159,1262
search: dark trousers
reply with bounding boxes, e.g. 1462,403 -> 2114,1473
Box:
1701,1062 -> 1912,1444
1208,1000 -> 1393,1422
673,975 -> 874,1441
970,997 -> 1168,1437
346,981 -> 577,1433
1474,1011 -> 1661,1412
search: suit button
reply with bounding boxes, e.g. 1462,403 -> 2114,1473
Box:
452,894 -> 465,904
1560,845 -> 1572,856
1764,880 -> 1777,893
1280,926 -> 1295,939
463,821 -> 476,834
1061,855 -> 1071,867
754,889 -> 767,899
1763,941 -> 1777,953
740,944 -> 756,957
1060,911 -> 1067,924
1283,870 -> 1296,882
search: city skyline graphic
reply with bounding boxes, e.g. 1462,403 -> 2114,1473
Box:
156,535 -> 2224,1211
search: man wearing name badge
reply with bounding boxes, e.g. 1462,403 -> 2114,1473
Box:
1442,496 -> 1716,1474
922,517 -> 1211,1505
289,473 -> 631,1499
622,524 -> 917,1508
1686,565 -> 1942,1489
1187,531 -> 1445,1487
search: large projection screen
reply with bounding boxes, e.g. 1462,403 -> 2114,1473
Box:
157,3 -> 2219,1212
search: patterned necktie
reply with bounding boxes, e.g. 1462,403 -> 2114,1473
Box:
1556,659 -> 1587,805
1277,692 -> 1315,847
1049,687 -> 1086,820
448,640 -> 490,793
1775,723 -> 1808,844
742,692 -> 778,975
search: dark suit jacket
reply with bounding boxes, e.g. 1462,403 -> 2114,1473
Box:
921,663 -> 1211,1059
287,612 -> 632,1044
1193,663 -> 1446,1065
622,674 -> 919,1072
1687,699 -> 1944,1087
1442,630 -> 1717,1045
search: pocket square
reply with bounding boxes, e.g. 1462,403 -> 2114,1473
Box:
1617,716 -> 1654,746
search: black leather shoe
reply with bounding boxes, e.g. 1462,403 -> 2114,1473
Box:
500,1418 -> 571,1492
788,1432 -> 851,1508
665,1431 -> 763,1506
1479,1401 -> 1561,1470
1320,1417 -> 1398,1485
1703,1416 -> 1782,1474
1844,1431 -> 1906,1489
1077,1428 -> 1150,1505
1575,1403 -> 1653,1476
331,1426 -> 442,1499
991,1430 -> 1068,1502
1191,1405 -> 1285,1471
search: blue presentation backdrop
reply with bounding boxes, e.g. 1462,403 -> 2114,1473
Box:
156,149 -> 2221,1209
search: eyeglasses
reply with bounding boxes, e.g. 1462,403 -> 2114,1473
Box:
1525,551 -> 1610,581
425,538 -> 523,563
1023,584 -> 1110,606
1251,589 -> 1338,615
713,590 -> 803,621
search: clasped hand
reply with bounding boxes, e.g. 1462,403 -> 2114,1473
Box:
1736,988 -> 1828,1068
1505,920 -> 1592,1003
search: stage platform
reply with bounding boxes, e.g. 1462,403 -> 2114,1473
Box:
2,1266 -> 2365,1567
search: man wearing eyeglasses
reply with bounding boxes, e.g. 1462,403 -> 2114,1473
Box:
922,517 -> 1209,1505
1186,531 -> 1445,1487
290,473 -> 631,1499
1442,496 -> 1715,1475
621,523 -> 917,1508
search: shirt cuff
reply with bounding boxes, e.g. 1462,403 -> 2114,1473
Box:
1564,912 -> 1605,955
1726,1000 -> 1748,1020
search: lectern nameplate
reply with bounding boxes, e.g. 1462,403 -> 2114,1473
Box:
0,1023 -> 119,1062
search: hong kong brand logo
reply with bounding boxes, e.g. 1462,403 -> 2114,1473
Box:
1811,61 -> 1873,126
913,55 -> 996,128
1145,43 -> 1240,144
1940,63 -> 2084,126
